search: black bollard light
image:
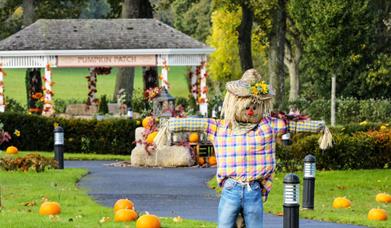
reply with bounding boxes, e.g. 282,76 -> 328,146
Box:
54,126 -> 64,169
283,173 -> 300,228
303,154 -> 316,209
282,133 -> 291,146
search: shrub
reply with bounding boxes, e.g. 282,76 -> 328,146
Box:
54,98 -> 83,113
0,112 -> 137,154
0,153 -> 57,172
98,95 -> 109,114
5,97 -> 26,113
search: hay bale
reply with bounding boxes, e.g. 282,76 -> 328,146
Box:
130,145 -> 194,167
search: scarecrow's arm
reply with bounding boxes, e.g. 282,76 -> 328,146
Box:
287,120 -> 325,133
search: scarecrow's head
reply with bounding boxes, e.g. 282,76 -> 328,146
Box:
221,69 -> 273,127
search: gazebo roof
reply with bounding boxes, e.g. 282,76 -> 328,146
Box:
0,19 -> 210,51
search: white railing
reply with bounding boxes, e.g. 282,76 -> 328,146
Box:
0,56 -> 56,68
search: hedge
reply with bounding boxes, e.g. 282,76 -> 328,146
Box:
0,112 -> 137,155
277,130 -> 391,171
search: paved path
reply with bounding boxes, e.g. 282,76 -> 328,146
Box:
66,160 -> 366,228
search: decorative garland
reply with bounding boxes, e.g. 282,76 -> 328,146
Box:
160,59 -> 170,89
0,66 -> 6,112
189,67 -> 198,101
197,61 -> 208,105
42,64 -> 54,115
86,68 -> 98,106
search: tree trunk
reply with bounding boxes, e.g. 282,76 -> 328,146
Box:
238,2 -> 254,72
22,0 -> 34,27
284,37 -> 302,103
113,0 -> 153,103
268,0 -> 286,111
331,74 -> 336,126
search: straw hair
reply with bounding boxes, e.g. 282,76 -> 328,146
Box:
221,91 -> 272,128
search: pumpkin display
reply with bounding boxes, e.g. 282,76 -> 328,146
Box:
198,157 -> 205,166
146,132 -> 158,144
39,201 -> 61,215
189,133 -> 199,143
114,199 -> 134,212
6,146 -> 18,154
368,208 -> 388,221
136,214 -> 161,228
208,156 -> 217,166
114,209 -> 138,222
332,197 -> 351,208
142,116 -> 154,129
376,193 -> 391,203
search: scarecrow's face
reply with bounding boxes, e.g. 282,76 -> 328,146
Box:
235,99 -> 263,123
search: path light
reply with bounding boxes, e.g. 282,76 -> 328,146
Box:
54,126 -> 64,169
127,107 -> 133,119
282,133 -> 291,145
303,154 -> 316,209
283,173 -> 300,228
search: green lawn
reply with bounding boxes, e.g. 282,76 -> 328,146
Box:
1,151 -> 130,161
0,168 -> 215,228
4,67 -> 190,105
209,169 -> 391,228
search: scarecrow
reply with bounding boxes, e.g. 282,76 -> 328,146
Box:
154,69 -> 332,228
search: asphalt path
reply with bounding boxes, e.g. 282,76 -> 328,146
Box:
65,160 -> 366,228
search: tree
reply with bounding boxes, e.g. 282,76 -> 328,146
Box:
113,0 -> 154,104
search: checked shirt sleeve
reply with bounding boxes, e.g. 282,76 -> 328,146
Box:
288,120 -> 325,133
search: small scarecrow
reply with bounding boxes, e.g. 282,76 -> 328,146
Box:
155,69 -> 332,228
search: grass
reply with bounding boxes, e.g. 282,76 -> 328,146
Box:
0,168 -> 216,227
4,67 -> 190,105
208,169 -> 391,228
0,151 -> 130,161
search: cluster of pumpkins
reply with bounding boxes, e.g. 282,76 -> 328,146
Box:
332,192 -> 391,221
5,146 -> 18,154
38,198 -> 161,227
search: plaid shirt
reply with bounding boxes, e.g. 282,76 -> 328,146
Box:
168,117 -> 324,200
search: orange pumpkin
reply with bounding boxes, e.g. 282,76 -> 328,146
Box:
142,116 -> 154,129
136,214 -> 161,228
146,132 -> 158,144
6,146 -> 18,154
376,193 -> 391,203
332,197 -> 351,208
114,209 -> 138,222
368,208 -> 388,221
189,133 -> 199,143
39,201 -> 61,215
208,156 -> 217,166
114,199 -> 134,212
198,157 -> 205,166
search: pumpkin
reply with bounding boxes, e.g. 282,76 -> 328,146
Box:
136,214 -> 161,228
6,146 -> 18,154
146,132 -> 158,144
332,197 -> 351,208
198,157 -> 205,166
39,201 -> 61,215
114,199 -> 134,212
114,209 -> 138,222
142,116 -> 154,129
376,193 -> 391,203
208,156 -> 217,166
368,208 -> 388,221
189,133 -> 199,143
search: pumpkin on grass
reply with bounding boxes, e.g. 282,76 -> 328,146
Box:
208,156 -> 217,166
142,116 -> 154,129
136,214 -> 161,228
376,193 -> 391,203
114,199 -> 134,212
114,209 -> 138,222
368,208 -> 388,221
332,197 -> 351,208
39,201 -> 61,215
6,146 -> 18,154
146,132 -> 158,144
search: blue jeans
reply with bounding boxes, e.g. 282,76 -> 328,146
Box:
218,178 -> 263,228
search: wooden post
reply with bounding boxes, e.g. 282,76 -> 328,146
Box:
331,74 -> 336,126
0,67 -> 5,112
42,64 -> 54,116
199,60 -> 208,116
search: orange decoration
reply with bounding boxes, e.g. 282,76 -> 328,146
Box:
136,214 -> 161,228
368,208 -> 388,221
208,156 -> 217,166
146,132 -> 158,144
6,146 -> 18,154
142,116 -> 154,129
114,209 -> 138,222
113,199 -> 134,212
189,133 -> 199,143
198,157 -> 205,166
376,193 -> 391,203
332,197 -> 352,208
39,201 -> 61,215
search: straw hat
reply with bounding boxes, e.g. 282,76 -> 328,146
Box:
226,69 -> 273,100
